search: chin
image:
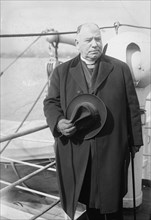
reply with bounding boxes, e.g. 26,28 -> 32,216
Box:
90,55 -> 100,61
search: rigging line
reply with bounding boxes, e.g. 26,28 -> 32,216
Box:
0,23 -> 151,38
120,23 -> 151,30
0,79 -> 49,154
0,34 -> 43,77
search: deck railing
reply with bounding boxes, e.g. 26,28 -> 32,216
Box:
0,124 -> 48,143
0,161 -> 56,197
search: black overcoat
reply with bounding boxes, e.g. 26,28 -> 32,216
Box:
43,55 -> 143,219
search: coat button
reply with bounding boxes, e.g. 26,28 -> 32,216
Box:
77,90 -> 82,94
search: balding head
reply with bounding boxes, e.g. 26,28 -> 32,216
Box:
77,23 -> 100,34
75,23 -> 103,62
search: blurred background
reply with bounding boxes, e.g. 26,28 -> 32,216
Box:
1,1 -> 150,57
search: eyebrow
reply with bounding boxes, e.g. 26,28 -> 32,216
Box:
84,37 -> 101,40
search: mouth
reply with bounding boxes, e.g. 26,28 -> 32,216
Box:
90,50 -> 100,53
89,50 -> 100,55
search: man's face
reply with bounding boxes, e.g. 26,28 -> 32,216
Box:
75,25 -> 103,62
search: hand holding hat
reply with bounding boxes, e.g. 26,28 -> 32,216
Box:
65,94 -> 107,140
57,119 -> 77,137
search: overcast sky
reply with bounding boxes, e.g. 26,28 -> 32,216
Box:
1,1 -> 150,54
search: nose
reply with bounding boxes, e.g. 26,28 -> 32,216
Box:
91,39 -> 97,47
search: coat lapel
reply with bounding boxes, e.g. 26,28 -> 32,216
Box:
69,55 -> 114,95
70,60 -> 88,93
91,55 -> 114,94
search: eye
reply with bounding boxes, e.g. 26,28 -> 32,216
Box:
85,39 -> 91,42
95,37 -> 101,42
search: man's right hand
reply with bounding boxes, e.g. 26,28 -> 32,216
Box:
57,119 -> 77,137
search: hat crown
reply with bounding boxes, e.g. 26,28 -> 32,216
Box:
70,102 -> 100,130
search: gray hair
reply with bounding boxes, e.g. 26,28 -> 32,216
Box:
76,23 -> 100,34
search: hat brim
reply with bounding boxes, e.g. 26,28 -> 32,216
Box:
65,94 -> 107,140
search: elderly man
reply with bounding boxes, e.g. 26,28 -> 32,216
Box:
43,23 -> 143,220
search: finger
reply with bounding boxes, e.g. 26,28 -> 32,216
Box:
66,119 -> 72,123
62,126 -> 77,136
62,122 -> 74,130
58,122 -> 72,131
65,126 -> 76,133
62,119 -> 72,124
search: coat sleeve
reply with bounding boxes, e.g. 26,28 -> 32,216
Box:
122,63 -> 143,148
43,67 -> 65,137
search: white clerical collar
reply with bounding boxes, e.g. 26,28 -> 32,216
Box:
80,56 -> 96,65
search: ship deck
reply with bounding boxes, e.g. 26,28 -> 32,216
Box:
1,180 -> 150,220
79,181 -> 151,220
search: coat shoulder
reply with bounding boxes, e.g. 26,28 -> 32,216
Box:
55,55 -> 79,72
103,54 -> 128,69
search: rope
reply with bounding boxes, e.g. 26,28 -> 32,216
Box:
0,55 -> 55,154
120,23 -> 151,30
0,79 -> 49,153
0,35 -> 41,77
0,23 -> 150,38
0,30 -> 51,77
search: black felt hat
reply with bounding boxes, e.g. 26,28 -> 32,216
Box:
65,94 -> 107,140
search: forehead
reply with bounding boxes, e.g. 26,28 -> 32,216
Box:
78,25 -> 101,39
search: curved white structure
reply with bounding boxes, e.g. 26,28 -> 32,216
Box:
106,31 -> 151,208
105,31 -> 151,88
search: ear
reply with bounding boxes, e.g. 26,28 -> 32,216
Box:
75,38 -> 78,45
75,38 -> 79,50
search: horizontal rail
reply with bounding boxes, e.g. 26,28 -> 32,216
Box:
0,31 -> 76,38
0,23 -> 150,38
1,156 -> 56,172
0,124 -> 49,143
0,180 -> 59,200
0,161 -> 55,197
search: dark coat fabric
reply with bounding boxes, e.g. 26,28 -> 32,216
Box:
43,54 -> 143,219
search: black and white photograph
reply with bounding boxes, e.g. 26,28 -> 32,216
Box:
0,1 -> 151,220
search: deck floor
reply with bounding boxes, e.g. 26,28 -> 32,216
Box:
1,183 -> 151,220
123,184 -> 151,220
78,183 -> 151,220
